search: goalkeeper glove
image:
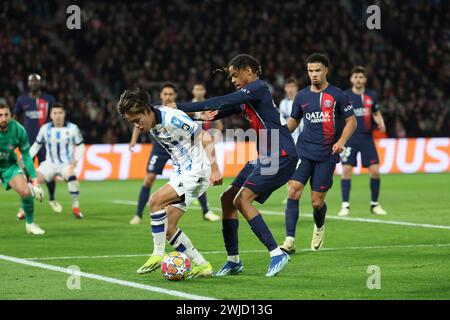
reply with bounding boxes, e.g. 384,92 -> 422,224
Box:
29,179 -> 44,202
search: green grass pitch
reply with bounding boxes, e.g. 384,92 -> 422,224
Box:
1,173 -> 449,300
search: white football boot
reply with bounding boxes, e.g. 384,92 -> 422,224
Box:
311,225 -> 325,251
129,215 -> 142,225
49,200 -> 63,213
26,223 -> 45,235
371,205 -> 387,215
203,210 -> 220,221
337,206 -> 350,217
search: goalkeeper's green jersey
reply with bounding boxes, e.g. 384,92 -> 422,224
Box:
0,119 -> 36,178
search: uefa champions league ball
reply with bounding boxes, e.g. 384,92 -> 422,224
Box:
161,251 -> 191,281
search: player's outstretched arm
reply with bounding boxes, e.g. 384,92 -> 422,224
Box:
177,90 -> 250,113
199,129 -> 223,186
332,115 -> 357,155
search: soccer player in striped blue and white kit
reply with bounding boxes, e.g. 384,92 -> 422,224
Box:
117,88 -> 223,278
279,77 -> 301,144
29,103 -> 86,219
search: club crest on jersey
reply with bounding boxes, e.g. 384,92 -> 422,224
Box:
324,100 -> 333,108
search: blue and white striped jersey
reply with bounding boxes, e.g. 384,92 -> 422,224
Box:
34,122 -> 84,165
279,97 -> 302,144
151,106 -> 209,172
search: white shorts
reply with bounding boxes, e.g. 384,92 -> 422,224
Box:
38,161 -> 71,182
168,163 -> 211,212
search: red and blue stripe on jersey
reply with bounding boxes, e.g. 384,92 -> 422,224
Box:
344,89 -> 379,135
14,93 -> 55,143
291,84 -> 354,162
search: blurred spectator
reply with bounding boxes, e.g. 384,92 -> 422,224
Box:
1,0 -> 448,142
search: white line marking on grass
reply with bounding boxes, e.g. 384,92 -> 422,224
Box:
112,200 -> 450,231
23,243 -> 450,261
0,254 -> 215,300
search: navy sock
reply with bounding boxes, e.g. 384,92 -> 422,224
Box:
313,203 -> 327,229
137,186 -> 151,218
248,214 -> 278,252
47,180 -> 56,201
341,179 -> 351,204
198,193 -> 209,214
370,178 -> 380,203
222,219 -> 239,256
285,199 -> 299,238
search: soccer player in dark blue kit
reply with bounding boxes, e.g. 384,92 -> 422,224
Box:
14,73 -> 59,216
337,66 -> 387,217
176,54 -> 298,277
279,53 -> 357,254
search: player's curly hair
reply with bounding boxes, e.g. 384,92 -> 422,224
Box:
213,54 -> 263,77
306,53 -> 330,68
117,88 -> 153,116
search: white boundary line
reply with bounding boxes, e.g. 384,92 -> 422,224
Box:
23,243 -> 450,261
112,200 -> 450,230
0,254 -> 215,300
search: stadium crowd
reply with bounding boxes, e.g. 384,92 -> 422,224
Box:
1,0 -> 448,143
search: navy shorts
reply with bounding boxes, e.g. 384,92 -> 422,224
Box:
291,157 -> 336,193
232,156 -> 298,204
147,143 -> 171,174
341,135 -> 379,168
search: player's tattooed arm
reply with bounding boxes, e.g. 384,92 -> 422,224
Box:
287,117 -> 301,132
333,115 -> 357,155
372,111 -> 386,133
199,129 -> 223,186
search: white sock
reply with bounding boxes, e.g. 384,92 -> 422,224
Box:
227,255 -> 240,263
342,202 -> 350,208
68,178 -> 80,209
150,209 -> 167,256
169,228 -> 207,265
269,247 -> 283,257
371,201 -> 379,206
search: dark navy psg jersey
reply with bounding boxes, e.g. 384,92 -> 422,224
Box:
178,79 -> 297,159
14,92 -> 55,143
291,84 -> 354,162
344,89 -> 379,136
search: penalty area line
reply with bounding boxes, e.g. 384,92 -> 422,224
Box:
0,254 -> 216,300
111,200 -> 450,231
23,243 -> 450,261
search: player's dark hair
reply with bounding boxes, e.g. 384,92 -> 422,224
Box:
213,54 -> 262,77
51,102 -> 65,112
0,103 -> 11,111
351,66 -> 367,76
117,88 -> 154,116
160,81 -> 177,93
306,53 -> 330,68
285,77 -> 298,86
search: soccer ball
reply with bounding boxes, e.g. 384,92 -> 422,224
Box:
161,251 -> 191,281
